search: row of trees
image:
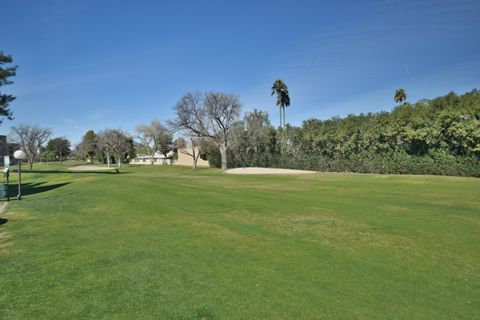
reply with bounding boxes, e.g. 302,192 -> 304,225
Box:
3,49 -> 479,176
8,125 -> 136,170
76,91 -> 243,170
75,129 -> 135,167
2,50 -> 279,172
8,88 -> 480,177
209,89 -> 480,176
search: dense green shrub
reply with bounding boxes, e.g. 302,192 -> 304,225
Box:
211,89 -> 480,176
205,143 -> 222,168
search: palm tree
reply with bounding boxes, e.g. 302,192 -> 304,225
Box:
271,79 -> 291,128
394,88 -> 407,105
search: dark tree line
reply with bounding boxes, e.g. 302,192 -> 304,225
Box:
76,129 -> 134,167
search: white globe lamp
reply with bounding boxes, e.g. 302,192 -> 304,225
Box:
14,150 -> 26,160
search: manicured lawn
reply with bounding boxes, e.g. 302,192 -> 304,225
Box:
0,163 -> 479,319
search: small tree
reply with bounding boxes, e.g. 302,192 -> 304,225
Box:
0,51 -> 17,123
135,120 -> 172,164
157,129 -> 173,163
98,129 -> 132,168
46,137 -> 71,164
78,130 -> 98,163
127,137 -> 137,163
135,124 -> 155,164
38,146 -> 55,163
10,123 -> 52,169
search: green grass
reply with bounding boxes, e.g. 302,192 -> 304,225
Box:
1,163 -> 479,319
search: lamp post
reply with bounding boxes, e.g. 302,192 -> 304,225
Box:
13,150 -> 26,200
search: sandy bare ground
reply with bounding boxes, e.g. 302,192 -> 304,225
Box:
68,165 -> 118,171
0,202 -> 7,214
225,167 -> 315,175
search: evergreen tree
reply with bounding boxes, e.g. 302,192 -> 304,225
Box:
0,51 -> 17,123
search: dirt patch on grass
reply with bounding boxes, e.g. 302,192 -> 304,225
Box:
69,165 -> 118,171
0,202 -> 7,214
225,167 -> 315,175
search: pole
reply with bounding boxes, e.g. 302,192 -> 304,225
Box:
17,159 -> 22,200
6,172 -> 9,201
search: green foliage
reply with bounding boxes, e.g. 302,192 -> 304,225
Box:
46,137 -> 71,163
228,89 -> 480,176
271,79 -> 291,109
0,51 -> 17,122
394,88 -> 407,104
227,109 -> 278,168
205,141 -> 222,168
157,130 -> 173,157
78,130 -> 99,162
126,137 -> 137,161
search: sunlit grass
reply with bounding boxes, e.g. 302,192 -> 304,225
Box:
0,163 -> 479,319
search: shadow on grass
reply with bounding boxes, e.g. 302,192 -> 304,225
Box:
0,217 -> 7,225
5,182 -> 71,199
11,170 -> 127,175
22,182 -> 71,196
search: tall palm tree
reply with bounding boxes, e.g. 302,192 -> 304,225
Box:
394,88 -> 407,105
271,79 -> 291,128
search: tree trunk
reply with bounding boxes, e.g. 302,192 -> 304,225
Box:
280,108 -> 283,129
219,142 -> 227,170
283,106 -> 286,127
191,145 -> 197,170
107,152 -> 111,167
149,149 -> 154,165
29,159 -> 33,170
117,156 -> 121,168
90,155 -> 94,164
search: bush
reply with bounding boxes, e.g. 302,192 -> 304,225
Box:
225,148 -> 480,177
205,143 -> 221,168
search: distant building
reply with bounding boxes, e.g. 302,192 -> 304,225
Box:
131,151 -> 173,165
0,135 -> 19,166
131,149 -> 209,167
175,148 -> 209,167
0,136 -> 7,165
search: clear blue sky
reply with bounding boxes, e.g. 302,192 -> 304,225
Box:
2,0 -> 480,144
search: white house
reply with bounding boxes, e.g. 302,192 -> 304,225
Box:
130,151 -> 173,165
130,149 -> 209,167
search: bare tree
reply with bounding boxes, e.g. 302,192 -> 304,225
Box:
175,137 -> 207,169
98,129 -> 132,168
204,92 -> 241,169
170,91 -> 241,169
10,123 -> 52,169
135,121 -> 156,165
135,119 -> 172,165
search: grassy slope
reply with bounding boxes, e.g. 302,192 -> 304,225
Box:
0,163 -> 479,319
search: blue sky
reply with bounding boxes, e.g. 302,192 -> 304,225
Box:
2,0 -> 480,143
